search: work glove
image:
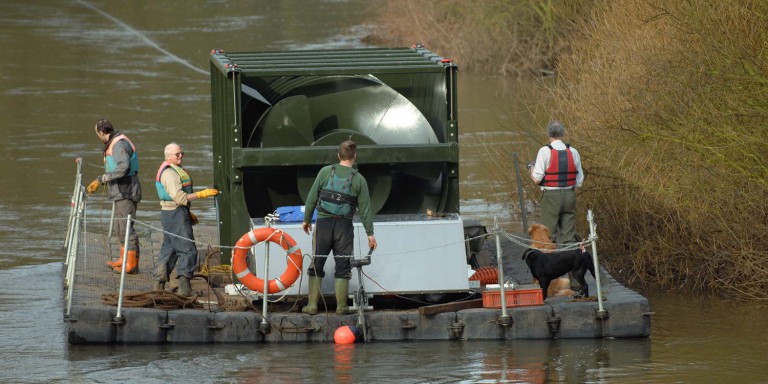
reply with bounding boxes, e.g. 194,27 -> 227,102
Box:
86,179 -> 101,195
195,188 -> 219,199
189,212 -> 199,226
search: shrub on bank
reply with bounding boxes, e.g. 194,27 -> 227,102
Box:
369,0 -> 600,76
551,0 -> 768,299
373,0 -> 768,300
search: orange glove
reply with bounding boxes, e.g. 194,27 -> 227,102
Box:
195,188 -> 219,199
189,212 -> 199,226
86,179 -> 101,194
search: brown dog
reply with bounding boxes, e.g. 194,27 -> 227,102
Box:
528,223 -> 556,252
527,223 -> 574,297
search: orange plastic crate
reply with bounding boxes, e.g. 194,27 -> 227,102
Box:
482,288 -> 544,308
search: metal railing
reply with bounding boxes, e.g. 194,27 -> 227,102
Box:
64,158 -> 86,317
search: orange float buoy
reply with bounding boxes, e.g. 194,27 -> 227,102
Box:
334,325 -> 360,344
231,227 -> 303,293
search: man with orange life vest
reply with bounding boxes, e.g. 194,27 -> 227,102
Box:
87,119 -> 142,274
152,142 -> 218,296
301,140 -> 377,315
529,120 -> 585,244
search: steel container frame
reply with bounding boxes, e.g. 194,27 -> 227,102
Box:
210,47 -> 459,263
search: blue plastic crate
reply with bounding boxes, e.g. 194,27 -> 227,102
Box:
276,206 -> 316,223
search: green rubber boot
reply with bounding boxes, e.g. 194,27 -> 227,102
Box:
178,276 -> 192,296
302,276 -> 322,315
335,278 -> 350,314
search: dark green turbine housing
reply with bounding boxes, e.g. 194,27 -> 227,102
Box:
210,47 -> 459,262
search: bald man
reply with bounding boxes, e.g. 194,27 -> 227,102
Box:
153,142 -> 218,295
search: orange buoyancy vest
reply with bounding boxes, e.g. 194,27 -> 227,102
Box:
541,144 -> 577,188
104,134 -> 139,176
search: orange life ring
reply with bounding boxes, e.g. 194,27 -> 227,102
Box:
231,227 -> 303,294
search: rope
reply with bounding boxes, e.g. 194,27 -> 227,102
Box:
101,291 -> 202,310
495,228 -> 596,253
198,248 -> 231,276
103,216 -> 594,258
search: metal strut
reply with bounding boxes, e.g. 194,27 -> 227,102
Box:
351,248 -> 374,343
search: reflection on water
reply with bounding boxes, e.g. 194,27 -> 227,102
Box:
1,0 -> 768,383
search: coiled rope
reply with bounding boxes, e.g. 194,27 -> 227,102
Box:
101,291 -> 201,310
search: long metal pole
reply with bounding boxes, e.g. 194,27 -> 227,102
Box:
513,153 -> 528,232
66,189 -> 84,292
65,158 -> 83,248
494,216 -> 510,322
261,216 -> 274,328
108,201 -> 116,238
67,190 -> 86,314
66,194 -> 81,316
65,173 -> 84,257
358,266 -> 367,343
65,187 -> 82,268
587,210 -> 606,315
261,236 -> 270,325
66,188 -> 85,285
115,214 -> 132,321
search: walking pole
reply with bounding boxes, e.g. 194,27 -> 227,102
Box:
114,214 -> 132,323
587,210 -> 607,317
494,216 -> 511,325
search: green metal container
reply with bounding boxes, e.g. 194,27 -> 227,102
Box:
210,47 -> 459,262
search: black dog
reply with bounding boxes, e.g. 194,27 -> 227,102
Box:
522,248 -> 595,299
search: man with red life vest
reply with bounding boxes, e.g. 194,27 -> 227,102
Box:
301,140 -> 377,315
87,119 -> 142,274
152,142 -> 218,296
529,121 -> 585,244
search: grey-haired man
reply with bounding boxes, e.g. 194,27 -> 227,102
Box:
529,121 -> 585,244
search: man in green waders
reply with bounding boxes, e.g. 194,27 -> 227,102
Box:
529,120 -> 585,244
301,140 -> 377,314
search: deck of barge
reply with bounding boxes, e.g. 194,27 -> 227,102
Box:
64,223 -> 651,344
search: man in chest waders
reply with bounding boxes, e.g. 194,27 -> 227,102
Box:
529,120 -> 585,244
301,140 -> 377,314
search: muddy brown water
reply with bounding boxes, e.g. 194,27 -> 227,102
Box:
0,1 -> 766,382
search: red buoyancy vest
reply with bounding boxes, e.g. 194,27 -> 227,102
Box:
541,144 -> 577,187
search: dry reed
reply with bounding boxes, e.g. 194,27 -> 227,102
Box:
549,0 -> 768,299
371,0 -> 768,300
369,0 -> 599,76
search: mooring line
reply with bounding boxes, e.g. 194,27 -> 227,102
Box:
77,0 -> 208,76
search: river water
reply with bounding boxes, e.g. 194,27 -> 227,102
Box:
1,1 -> 766,383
